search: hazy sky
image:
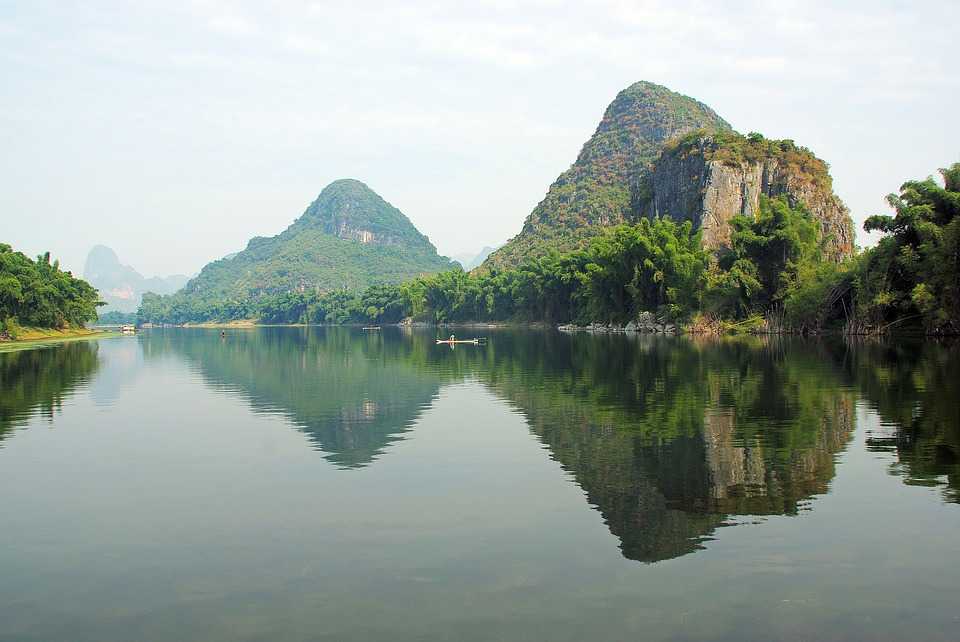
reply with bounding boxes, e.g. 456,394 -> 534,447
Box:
2,1 -> 957,277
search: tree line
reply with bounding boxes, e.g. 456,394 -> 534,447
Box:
138,162 -> 960,335
0,244 -> 101,338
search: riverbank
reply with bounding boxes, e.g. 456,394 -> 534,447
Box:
0,327 -> 119,353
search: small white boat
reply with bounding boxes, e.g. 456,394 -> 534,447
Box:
436,335 -> 484,345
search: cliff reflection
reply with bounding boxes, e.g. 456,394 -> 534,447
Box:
471,333 -> 856,562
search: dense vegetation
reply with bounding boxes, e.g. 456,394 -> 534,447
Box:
140,195 -> 824,328
96,310 -> 137,325
0,244 -> 101,338
137,162 -> 960,336
854,164 -> 960,334
767,162 -> 960,335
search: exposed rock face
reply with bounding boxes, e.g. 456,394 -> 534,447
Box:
644,135 -> 854,259
700,395 -> 854,515
483,81 -> 855,270
483,81 -> 732,270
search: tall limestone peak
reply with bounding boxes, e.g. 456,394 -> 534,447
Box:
83,244 -> 123,278
83,245 -> 188,313
572,81 -> 732,179
284,179 -> 436,250
180,179 -> 453,300
483,81 -> 854,270
484,81 -> 732,269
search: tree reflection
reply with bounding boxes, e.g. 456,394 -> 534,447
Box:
0,342 -> 101,442
848,339 -> 960,503
472,334 -> 856,562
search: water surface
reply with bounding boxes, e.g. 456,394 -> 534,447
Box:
1,328 -> 958,641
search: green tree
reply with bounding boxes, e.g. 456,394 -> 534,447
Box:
858,163 -> 960,333
0,243 -> 101,332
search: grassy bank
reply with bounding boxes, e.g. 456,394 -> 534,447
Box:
0,327 -> 119,353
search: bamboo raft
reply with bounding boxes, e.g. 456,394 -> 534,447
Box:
436,337 -> 485,345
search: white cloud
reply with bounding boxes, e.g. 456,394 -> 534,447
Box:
208,13 -> 258,37
283,34 -> 330,55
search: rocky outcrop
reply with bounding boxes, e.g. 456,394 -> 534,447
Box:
643,134 -> 854,260
482,82 -> 855,270
483,81 -> 732,270
702,408 -> 769,500
700,395 -> 855,515
558,311 -> 678,334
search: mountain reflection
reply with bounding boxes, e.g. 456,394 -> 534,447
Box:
4,328 -> 952,565
0,342 -> 101,442
134,328 -> 958,562
470,334 -> 856,562
140,328 -> 445,468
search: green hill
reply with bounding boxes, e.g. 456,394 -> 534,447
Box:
484,81 -> 732,269
483,81 -> 854,271
142,180 -> 454,321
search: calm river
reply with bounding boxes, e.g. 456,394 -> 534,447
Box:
1,328 -> 958,641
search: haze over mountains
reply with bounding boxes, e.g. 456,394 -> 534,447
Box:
83,245 -> 189,313
453,245 -> 502,271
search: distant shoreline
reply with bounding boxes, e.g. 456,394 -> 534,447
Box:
135,320 -> 946,338
143,321 -> 517,330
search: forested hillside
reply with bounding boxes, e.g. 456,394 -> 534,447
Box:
139,161 -> 958,335
0,244 -> 101,339
165,194 -> 812,328
483,81 -> 853,271
138,179 -> 454,322
484,81 -> 731,269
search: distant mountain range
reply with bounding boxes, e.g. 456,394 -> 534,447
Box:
170,179 -> 455,304
452,245 -> 501,271
83,245 -> 189,313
